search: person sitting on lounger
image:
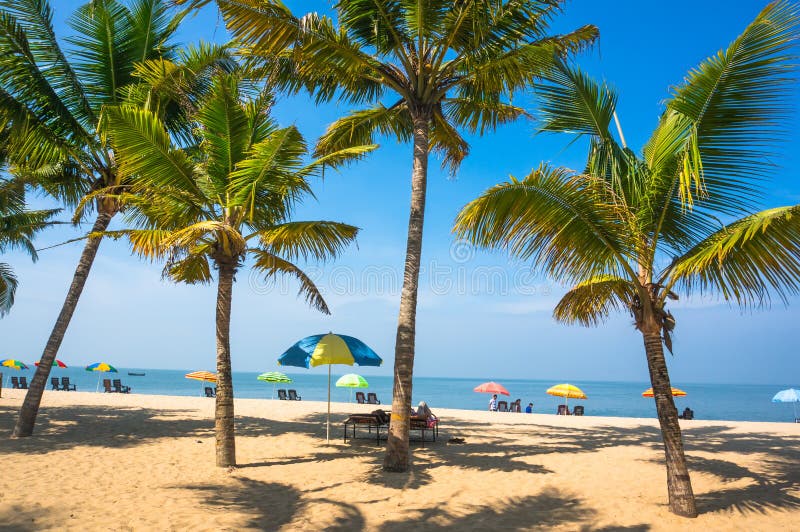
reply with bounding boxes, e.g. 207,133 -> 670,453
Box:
525,402 -> 533,413
489,394 -> 498,411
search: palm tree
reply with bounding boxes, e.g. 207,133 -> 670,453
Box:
102,73 -> 369,466
0,179 -> 58,316
188,0 -> 598,471
454,2 -> 800,517
0,0 -> 232,437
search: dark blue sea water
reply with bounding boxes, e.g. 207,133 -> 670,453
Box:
4,367 -> 797,423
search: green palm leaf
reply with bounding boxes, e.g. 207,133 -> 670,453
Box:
554,275 -> 637,327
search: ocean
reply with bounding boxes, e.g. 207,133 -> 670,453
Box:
4,367 -> 797,423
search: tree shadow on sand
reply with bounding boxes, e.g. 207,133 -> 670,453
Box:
180,478 -> 365,530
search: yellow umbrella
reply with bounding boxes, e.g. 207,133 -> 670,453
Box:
185,371 -> 217,395
642,387 -> 686,398
546,383 -> 587,413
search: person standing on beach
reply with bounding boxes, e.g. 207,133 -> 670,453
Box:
489,394 -> 498,412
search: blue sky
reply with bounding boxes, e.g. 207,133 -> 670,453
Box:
1,0 -> 799,385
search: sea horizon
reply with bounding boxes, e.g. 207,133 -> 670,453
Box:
6,366 -> 796,424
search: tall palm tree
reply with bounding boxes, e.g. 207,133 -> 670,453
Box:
102,73 -> 370,466
0,0 -> 232,437
0,178 -> 58,316
186,0 -> 598,471
454,2 -> 800,517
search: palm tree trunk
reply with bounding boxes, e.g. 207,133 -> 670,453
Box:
384,114 -> 429,472
641,324 -> 697,518
214,260 -> 236,467
12,210 -> 114,437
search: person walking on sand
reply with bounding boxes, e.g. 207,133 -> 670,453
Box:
489,394 -> 498,412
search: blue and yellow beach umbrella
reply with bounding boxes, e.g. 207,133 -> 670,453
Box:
279,333 -> 382,441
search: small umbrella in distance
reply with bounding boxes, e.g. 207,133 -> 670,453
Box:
35,359 -> 68,368
185,371 -> 217,396
1,359 -> 28,388
772,388 -> 800,422
257,371 -> 292,399
642,387 -> 687,397
336,373 -> 369,402
279,332 -> 382,442
86,362 -> 118,392
546,383 -> 587,413
473,381 -> 510,395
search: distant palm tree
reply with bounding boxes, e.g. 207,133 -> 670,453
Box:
102,73 -> 369,466
190,0 -> 598,471
0,179 -> 58,316
0,0 -> 232,437
455,2 -> 800,518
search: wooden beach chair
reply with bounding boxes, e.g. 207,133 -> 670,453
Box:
497,400 -> 508,412
510,399 -> 521,412
61,377 -> 76,391
19,377 -> 28,389
343,409 -> 390,444
557,404 -> 569,415
11,376 -> 20,389
288,389 -> 301,401
204,386 -> 216,397
112,379 -> 131,393
355,391 -> 366,404
277,389 -> 288,400
50,377 -> 62,390
367,392 -> 380,404
102,379 -> 114,393
573,405 -> 584,416
410,412 -> 439,446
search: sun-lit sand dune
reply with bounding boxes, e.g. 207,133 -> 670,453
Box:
1,389 -> 798,530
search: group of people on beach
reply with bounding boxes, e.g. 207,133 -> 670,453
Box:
488,394 -> 534,413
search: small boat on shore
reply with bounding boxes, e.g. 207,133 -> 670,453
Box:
128,372 -> 146,376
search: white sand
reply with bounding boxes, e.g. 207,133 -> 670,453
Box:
1,389 -> 798,530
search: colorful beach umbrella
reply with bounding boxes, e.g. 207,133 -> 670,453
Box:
473,381 -> 510,396
642,387 -> 687,398
35,359 -> 68,368
1,359 -> 28,370
772,388 -> 800,421
279,333 -> 382,442
547,383 -> 587,412
185,371 -> 218,395
86,362 -> 118,392
336,373 -> 369,403
257,371 -> 292,399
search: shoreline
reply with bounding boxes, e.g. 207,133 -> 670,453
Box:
1,389 -> 798,530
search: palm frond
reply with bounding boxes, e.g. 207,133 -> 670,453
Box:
315,103 -> 412,155
0,261 -> 18,317
666,0 -> 800,210
254,220 -> 358,262
454,163 -> 637,285
553,275 -> 637,326
250,249 -> 331,314
667,204 -> 800,307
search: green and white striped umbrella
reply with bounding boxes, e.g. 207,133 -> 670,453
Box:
257,372 -> 292,399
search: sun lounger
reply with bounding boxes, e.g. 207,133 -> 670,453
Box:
277,389 -> 288,400
61,377 -> 76,391
678,408 -> 694,420
410,414 -> 439,446
102,379 -> 114,393
19,377 -> 28,389
367,392 -> 380,404
573,405 -> 584,416
510,399 -> 522,413
343,410 -> 390,444
355,391 -> 366,404
11,376 -> 20,389
288,389 -> 301,401
557,404 -> 570,415
204,386 -> 216,398
112,379 -> 131,393
50,377 -> 62,390
497,400 -> 509,412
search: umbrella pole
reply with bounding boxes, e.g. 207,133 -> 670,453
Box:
327,365 -> 331,443
96,372 -> 102,393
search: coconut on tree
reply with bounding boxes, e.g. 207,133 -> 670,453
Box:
0,0 -> 233,437
454,1 -> 800,517
186,0 -> 598,471
101,73 -> 371,466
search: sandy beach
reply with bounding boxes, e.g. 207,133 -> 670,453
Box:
0,389 -> 798,531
